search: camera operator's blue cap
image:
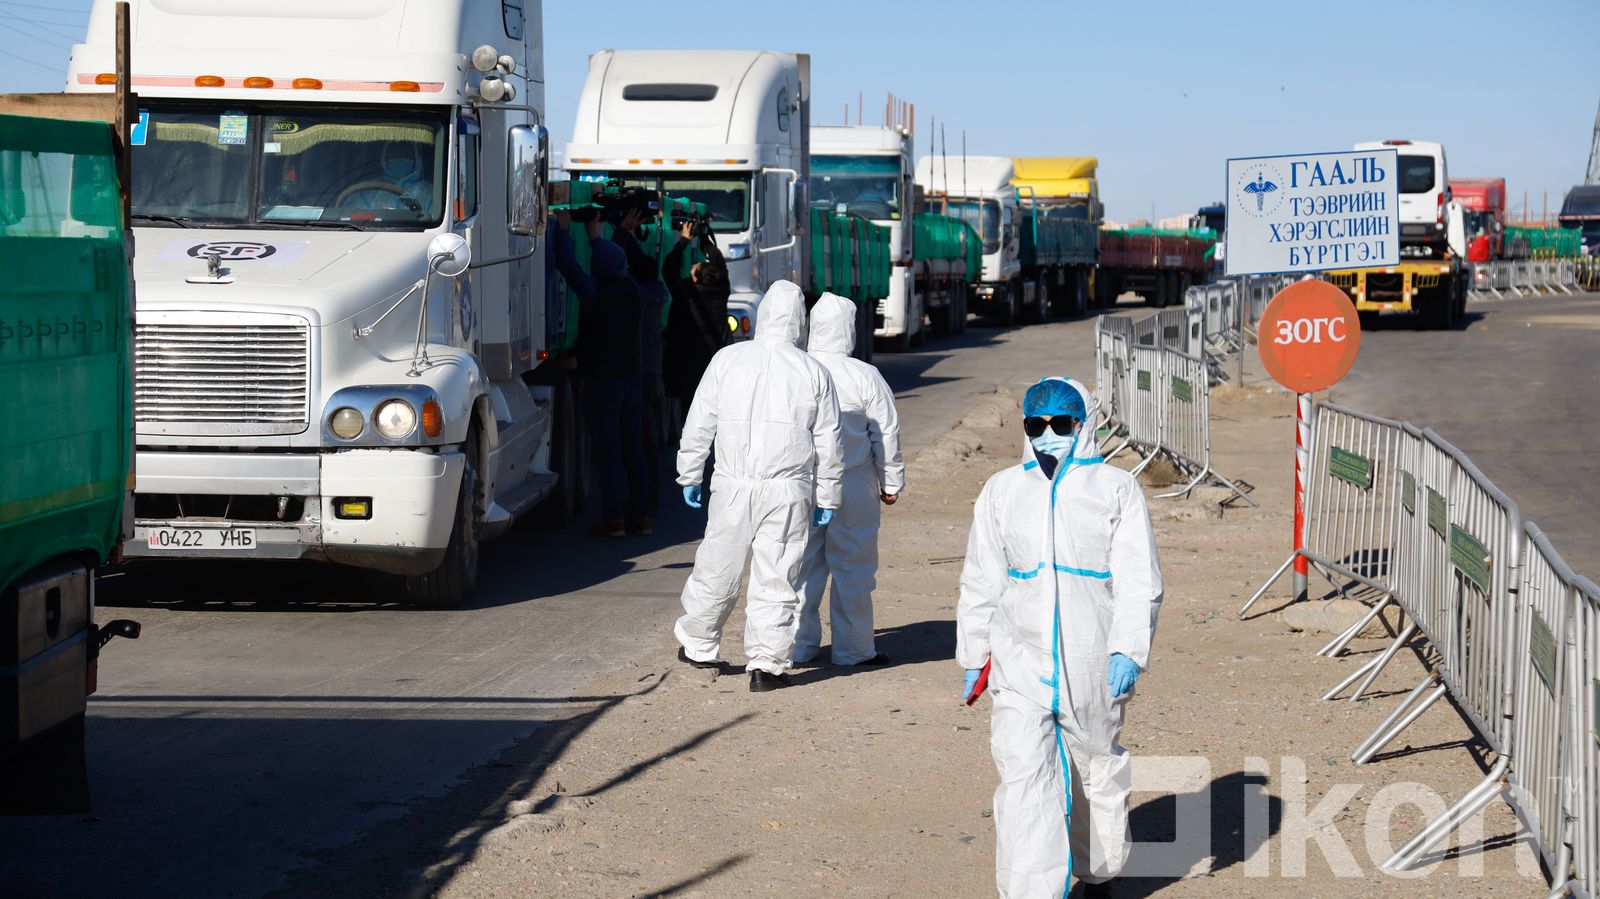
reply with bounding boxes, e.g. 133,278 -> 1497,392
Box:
1023,378 -> 1085,420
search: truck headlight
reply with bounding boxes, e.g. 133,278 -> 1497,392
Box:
373,399 -> 417,439
330,407 -> 364,440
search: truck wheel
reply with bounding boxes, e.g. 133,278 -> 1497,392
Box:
1026,280 -> 1048,325
930,290 -> 954,338
0,714 -> 89,815
404,428 -> 481,607
955,285 -> 970,334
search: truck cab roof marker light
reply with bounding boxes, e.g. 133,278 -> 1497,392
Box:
78,74 -> 444,92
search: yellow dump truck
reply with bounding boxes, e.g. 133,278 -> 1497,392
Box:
1009,157 -> 1101,317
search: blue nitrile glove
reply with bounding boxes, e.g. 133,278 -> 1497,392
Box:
1108,653 -> 1140,698
682,484 -> 704,509
812,507 -> 835,528
964,668 -> 982,698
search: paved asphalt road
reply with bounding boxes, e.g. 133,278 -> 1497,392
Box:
1330,291 -> 1600,575
0,314 -> 1097,898
3,292 -> 1592,896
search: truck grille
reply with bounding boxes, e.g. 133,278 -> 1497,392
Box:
135,321 -> 310,425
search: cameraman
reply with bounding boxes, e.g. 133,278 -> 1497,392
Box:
549,208 -> 651,537
609,199 -> 666,517
662,217 -> 730,412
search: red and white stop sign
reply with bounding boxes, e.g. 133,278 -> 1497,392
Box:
1257,280 -> 1361,393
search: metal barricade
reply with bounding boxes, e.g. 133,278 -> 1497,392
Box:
1572,577 -> 1599,899
1155,308 -> 1188,353
1124,343 -> 1164,468
1506,524 -> 1581,885
1381,429 -> 1522,871
1148,347 -> 1250,504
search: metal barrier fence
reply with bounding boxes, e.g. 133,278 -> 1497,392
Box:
1092,315 -> 1255,506
1241,400 -> 1600,895
1574,577 -> 1599,899
1179,273 -> 1297,383
1467,258 -> 1588,301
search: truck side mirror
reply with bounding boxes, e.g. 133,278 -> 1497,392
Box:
427,233 -> 471,277
507,123 -> 548,237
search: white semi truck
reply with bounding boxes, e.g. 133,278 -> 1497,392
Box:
564,50 -> 811,342
65,0 -> 565,606
915,154 -> 1041,325
811,126 -> 914,348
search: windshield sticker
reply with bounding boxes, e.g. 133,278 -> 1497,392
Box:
218,113 -> 249,146
130,110 -> 149,147
264,142 -> 282,154
153,240 -> 310,265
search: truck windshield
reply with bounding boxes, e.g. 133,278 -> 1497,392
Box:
591,174 -> 752,233
1397,155 -> 1436,194
1561,190 -> 1600,217
131,103 -> 449,229
937,199 -> 1000,253
810,155 -> 901,220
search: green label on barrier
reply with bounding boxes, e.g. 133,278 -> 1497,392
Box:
1172,376 -> 1193,403
1529,610 -> 1557,697
1427,488 -> 1446,536
1449,525 -> 1491,593
1329,446 -> 1374,489
1163,324 -> 1181,341
1399,470 -> 1416,515
1137,370 -> 1151,392
1114,358 -> 1125,377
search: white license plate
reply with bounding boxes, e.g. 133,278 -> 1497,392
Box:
144,527 -> 257,551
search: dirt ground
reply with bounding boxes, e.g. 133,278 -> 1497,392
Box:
416,369 -> 1546,898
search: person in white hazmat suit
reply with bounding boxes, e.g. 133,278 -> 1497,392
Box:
957,377 -> 1163,898
794,293 -> 905,666
675,280 -> 846,692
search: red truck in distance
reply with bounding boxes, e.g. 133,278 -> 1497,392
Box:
1449,177 -> 1505,262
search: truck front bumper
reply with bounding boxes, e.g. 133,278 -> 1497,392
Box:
122,448 -> 463,575
874,269 -> 914,338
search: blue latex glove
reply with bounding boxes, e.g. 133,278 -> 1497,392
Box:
1108,653 -> 1140,698
682,484 -> 704,509
812,507 -> 835,528
963,668 -> 982,698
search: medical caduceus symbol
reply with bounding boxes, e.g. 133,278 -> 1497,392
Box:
1243,171 -> 1278,212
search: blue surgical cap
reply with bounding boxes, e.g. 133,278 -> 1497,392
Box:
1023,378 -> 1086,420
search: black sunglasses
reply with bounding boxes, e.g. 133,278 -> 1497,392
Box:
1023,416 -> 1079,438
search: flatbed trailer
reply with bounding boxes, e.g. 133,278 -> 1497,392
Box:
1323,259 -> 1466,329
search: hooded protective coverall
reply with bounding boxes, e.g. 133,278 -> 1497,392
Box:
675,281 -> 845,675
794,293 -> 906,665
957,377 -> 1163,897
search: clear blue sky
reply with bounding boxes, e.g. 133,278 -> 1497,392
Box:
5,0 -> 1597,222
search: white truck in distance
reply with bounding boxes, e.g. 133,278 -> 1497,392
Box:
810,125 -> 924,350
565,50 -> 811,340
915,154 -> 1038,325
66,0 -> 565,606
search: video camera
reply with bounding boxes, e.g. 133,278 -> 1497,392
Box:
671,208 -> 715,240
571,179 -> 660,225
